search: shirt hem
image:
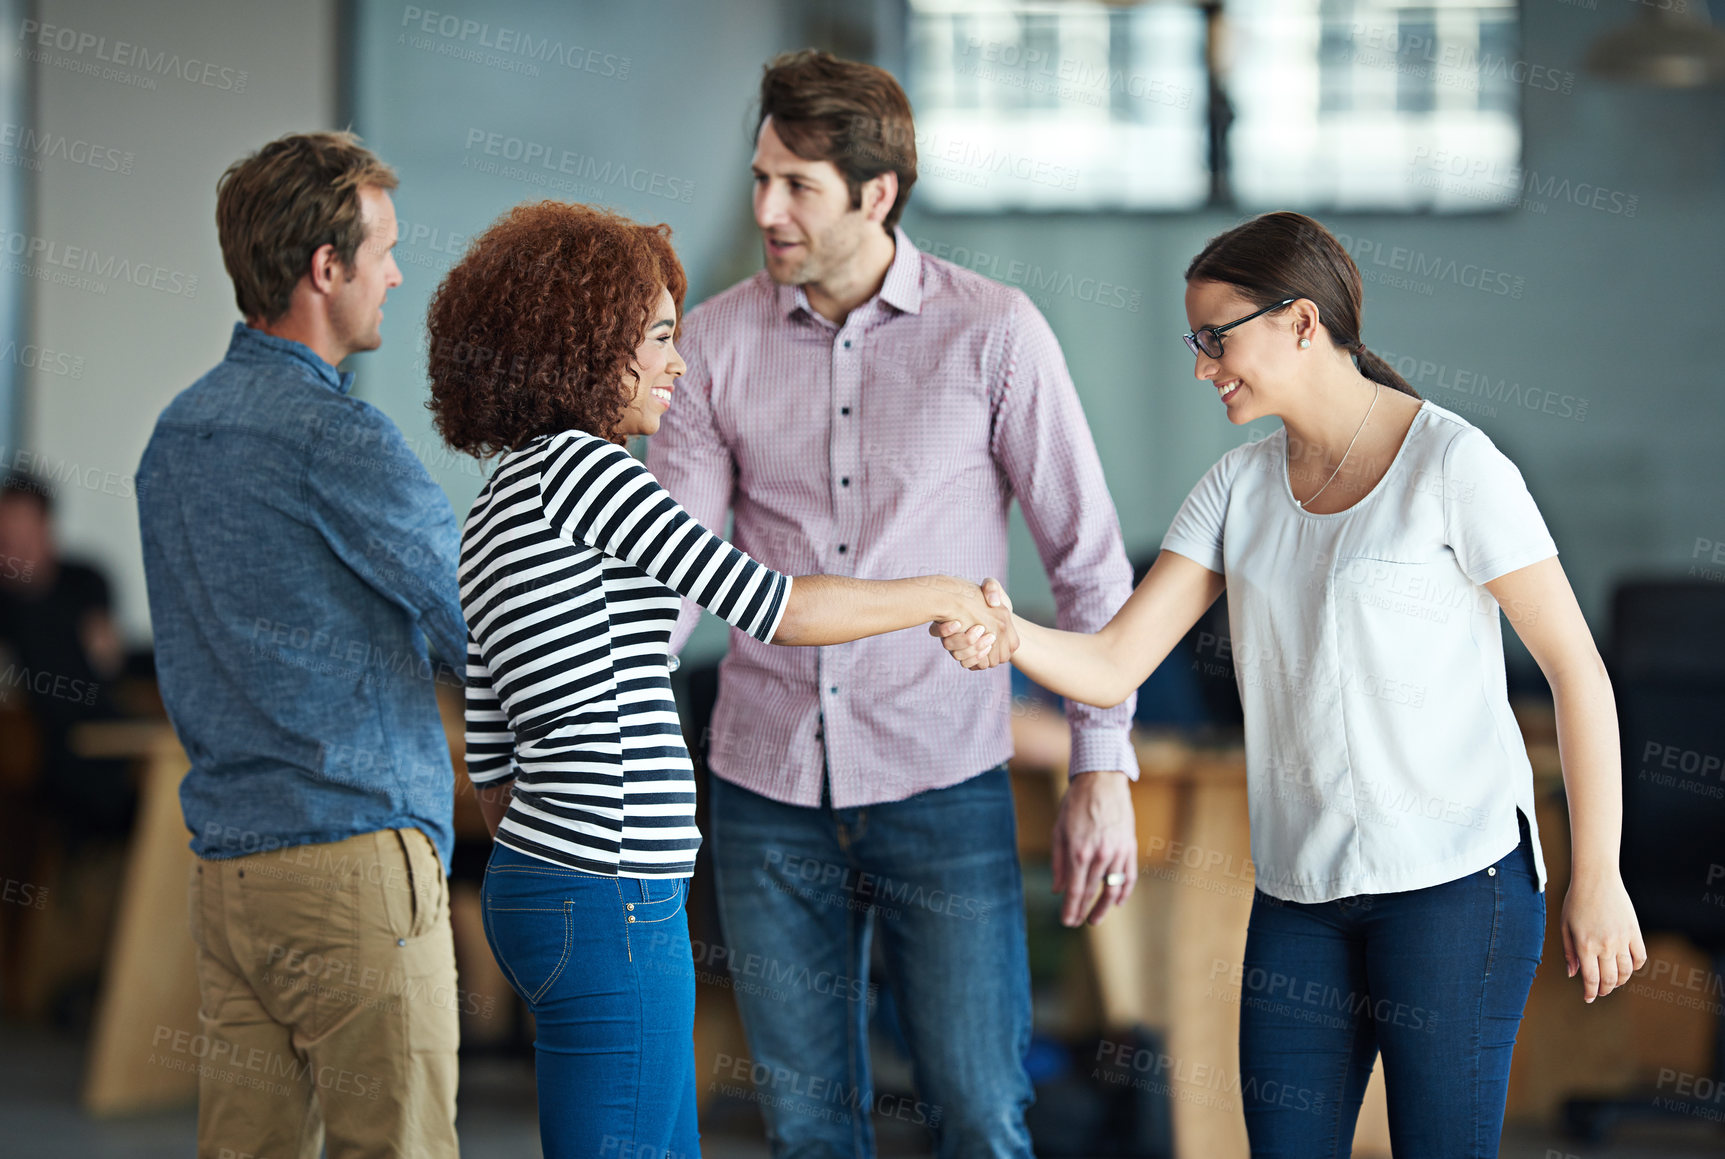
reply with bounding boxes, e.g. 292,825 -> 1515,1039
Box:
191,818 -> 452,874
492,831 -> 695,879
1251,831 -> 1525,905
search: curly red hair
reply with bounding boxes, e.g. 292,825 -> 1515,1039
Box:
426,201 -> 687,456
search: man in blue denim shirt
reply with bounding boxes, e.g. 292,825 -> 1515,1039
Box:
137,132 -> 463,1158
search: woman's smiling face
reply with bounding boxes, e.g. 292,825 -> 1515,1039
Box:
1184,279 -> 1301,426
615,286 -> 685,438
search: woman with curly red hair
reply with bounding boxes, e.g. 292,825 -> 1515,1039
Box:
426,201 -> 1012,1157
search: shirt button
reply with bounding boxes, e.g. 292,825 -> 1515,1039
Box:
840,477 -> 850,487
837,544 -> 847,554
1487,867 -> 1497,876
627,915 -> 636,923
829,686 -> 839,694
840,406 -> 850,416
397,938 -> 407,946
842,339 -> 852,349
626,903 -> 634,910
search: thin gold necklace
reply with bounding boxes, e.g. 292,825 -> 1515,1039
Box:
1295,383 -> 1380,510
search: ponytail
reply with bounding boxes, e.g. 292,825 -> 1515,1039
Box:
1353,344 -> 1420,399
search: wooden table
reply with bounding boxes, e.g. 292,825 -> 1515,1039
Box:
70,720 -> 199,1115
70,690 -> 491,1117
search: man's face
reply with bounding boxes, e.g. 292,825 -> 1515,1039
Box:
328,185 -> 402,360
751,116 -> 881,289
0,495 -> 50,584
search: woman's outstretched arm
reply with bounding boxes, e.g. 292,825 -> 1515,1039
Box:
775,573 -> 1014,659
935,550 -> 1224,707
1485,556 -> 1646,1003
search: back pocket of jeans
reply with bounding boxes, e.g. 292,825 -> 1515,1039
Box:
482,897 -> 573,1005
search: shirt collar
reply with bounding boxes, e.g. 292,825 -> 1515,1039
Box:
225,321 -> 355,395
775,225 -> 925,322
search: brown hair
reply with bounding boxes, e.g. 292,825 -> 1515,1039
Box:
426,201 -> 687,457
757,49 -> 918,230
215,130 -> 398,324
1185,212 -> 1419,398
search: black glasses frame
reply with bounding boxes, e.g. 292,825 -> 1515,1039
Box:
1183,297 -> 1297,359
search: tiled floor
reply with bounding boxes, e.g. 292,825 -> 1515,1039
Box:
3,1025 -> 1720,1157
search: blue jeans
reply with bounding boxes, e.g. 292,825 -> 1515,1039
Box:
709,765 -> 1034,1159
1237,813 -> 1545,1158
481,842 -> 699,1159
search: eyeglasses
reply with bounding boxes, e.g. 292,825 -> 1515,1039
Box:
1183,298 -> 1296,359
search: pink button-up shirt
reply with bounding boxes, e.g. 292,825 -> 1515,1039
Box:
647,228 -> 1135,808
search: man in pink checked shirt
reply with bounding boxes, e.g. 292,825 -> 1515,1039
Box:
647,50 -> 1138,1156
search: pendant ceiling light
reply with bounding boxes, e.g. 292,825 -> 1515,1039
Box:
1585,0 -> 1725,87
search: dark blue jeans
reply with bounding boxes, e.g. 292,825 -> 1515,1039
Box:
709,765 -> 1035,1158
1237,814 -> 1545,1158
481,842 -> 699,1159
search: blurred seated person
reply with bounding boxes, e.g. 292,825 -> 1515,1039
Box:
0,471 -> 135,840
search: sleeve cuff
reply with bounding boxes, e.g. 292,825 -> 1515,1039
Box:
1159,538 -> 1224,576
757,572 -> 794,643
1069,728 -> 1138,782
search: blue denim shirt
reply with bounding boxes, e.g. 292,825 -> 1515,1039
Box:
138,323 -> 466,870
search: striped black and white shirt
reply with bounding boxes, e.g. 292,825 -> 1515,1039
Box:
460,430 -> 792,877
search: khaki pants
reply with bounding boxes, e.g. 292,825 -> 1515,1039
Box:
188,827 -> 460,1159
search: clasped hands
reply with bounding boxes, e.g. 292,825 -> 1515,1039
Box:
929,577 -> 1017,670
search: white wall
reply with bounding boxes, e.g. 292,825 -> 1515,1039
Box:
26,0 -> 338,640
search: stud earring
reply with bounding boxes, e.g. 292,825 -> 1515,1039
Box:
1298,338 -> 1310,349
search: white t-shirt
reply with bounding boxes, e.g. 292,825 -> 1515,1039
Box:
1162,402 -> 1555,903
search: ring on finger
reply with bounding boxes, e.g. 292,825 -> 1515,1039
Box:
1103,871 -> 1126,887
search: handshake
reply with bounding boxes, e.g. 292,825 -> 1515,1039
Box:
928,577 -> 1019,671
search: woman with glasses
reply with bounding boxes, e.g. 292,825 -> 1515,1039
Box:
425,201 -> 1012,1159
938,211 -> 1645,1157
